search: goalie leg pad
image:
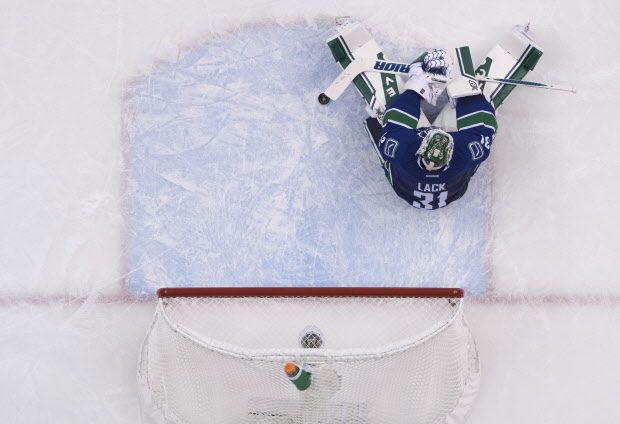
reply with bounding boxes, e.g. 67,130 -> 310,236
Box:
446,46 -> 482,99
326,21 -> 405,118
475,25 -> 543,110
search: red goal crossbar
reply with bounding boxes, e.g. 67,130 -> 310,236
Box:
157,287 -> 464,298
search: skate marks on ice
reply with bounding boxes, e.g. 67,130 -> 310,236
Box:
123,22 -> 491,296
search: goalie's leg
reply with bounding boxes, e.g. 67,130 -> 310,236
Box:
432,26 -> 543,129
476,25 -> 543,110
325,21 -> 404,118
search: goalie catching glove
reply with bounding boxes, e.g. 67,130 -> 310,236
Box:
422,49 -> 452,76
404,49 -> 452,105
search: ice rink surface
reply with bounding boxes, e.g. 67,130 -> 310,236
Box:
123,23 -> 489,295
1,0 -> 619,423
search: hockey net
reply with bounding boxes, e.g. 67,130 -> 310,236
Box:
138,287 -> 480,424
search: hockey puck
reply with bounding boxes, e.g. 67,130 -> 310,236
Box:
318,93 -> 330,105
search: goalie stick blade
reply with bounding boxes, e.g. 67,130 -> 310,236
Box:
476,76 -> 576,93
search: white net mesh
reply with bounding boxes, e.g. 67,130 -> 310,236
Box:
138,293 -> 479,424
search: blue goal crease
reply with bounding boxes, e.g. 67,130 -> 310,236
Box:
123,23 -> 490,297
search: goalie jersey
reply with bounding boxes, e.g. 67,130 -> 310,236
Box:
366,91 -> 498,210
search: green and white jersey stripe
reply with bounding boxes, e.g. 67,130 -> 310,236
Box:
383,107 -> 419,129
457,110 -> 498,132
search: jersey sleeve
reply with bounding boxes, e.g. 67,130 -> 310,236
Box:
376,90 -> 425,167
372,90 -> 425,185
450,94 -> 498,168
382,90 -> 423,131
454,94 -> 497,139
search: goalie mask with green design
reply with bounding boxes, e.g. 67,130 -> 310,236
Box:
416,129 -> 454,171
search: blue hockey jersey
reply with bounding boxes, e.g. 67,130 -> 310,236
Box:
367,90 -> 498,210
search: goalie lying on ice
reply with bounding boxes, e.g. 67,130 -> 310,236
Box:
364,50 -> 497,210
327,21 -> 544,210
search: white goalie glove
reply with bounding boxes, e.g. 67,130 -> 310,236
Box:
404,49 -> 452,105
422,49 -> 452,77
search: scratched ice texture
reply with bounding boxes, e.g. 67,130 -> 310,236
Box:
124,23 -> 490,295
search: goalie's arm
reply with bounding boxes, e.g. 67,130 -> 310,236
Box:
453,94 -> 497,138
382,90 -> 423,131
382,57 -> 447,131
449,95 -> 498,168
374,90 -> 425,172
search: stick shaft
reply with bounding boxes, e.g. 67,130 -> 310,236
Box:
475,76 -> 576,93
323,58 -> 576,100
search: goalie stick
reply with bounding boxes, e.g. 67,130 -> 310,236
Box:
474,76 -> 576,93
318,58 -> 576,104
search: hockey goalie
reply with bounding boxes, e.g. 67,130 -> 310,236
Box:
324,21 -> 545,210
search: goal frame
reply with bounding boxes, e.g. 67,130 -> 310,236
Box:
157,286 -> 464,298
140,286 -> 479,424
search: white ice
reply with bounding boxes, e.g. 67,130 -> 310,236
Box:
122,22 -> 491,294
1,0 -> 619,423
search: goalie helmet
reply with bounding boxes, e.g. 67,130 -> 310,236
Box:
416,129 -> 454,171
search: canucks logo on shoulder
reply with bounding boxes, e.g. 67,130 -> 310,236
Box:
380,136 -> 399,158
